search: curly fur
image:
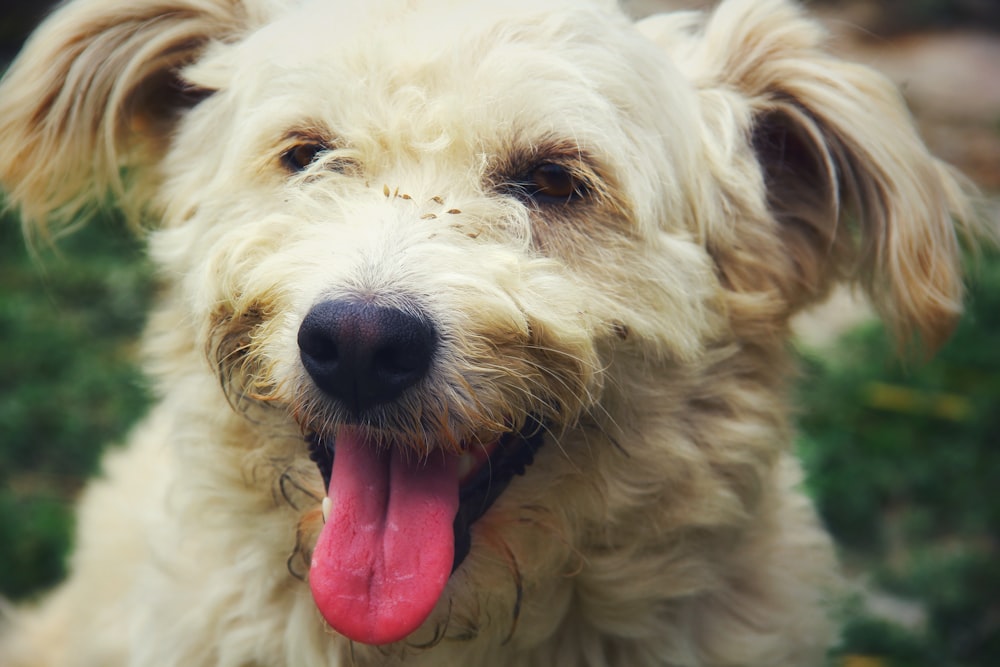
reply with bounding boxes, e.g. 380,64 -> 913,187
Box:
0,0 -> 982,665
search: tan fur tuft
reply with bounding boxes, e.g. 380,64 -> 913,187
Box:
643,0 -> 979,352
0,0 -> 260,238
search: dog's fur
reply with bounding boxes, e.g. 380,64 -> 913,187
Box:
0,0 -> 981,665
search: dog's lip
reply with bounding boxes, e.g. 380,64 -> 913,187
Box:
451,417 -> 545,570
306,417 -> 545,571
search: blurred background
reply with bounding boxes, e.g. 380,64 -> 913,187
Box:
1,1 -> 997,665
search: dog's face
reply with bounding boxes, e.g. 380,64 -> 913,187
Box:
151,0 -> 728,644
161,0 -> 720,388
0,0 -> 973,658
165,0 -> 716,394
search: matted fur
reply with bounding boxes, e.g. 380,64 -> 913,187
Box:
0,0 -> 982,665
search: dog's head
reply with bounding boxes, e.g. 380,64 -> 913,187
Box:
0,0 -> 976,655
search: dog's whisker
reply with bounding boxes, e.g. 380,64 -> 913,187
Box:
278,470 -> 322,510
285,553 -> 306,583
405,598 -> 452,650
286,515 -> 318,583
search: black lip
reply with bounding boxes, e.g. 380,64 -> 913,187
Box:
305,417 -> 545,573
451,416 -> 545,571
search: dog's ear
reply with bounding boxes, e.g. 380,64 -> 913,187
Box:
640,0 -> 978,353
0,0 -> 258,236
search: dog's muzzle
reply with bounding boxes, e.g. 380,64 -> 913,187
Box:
298,299 -> 544,646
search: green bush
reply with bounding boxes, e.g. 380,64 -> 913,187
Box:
799,252 -> 1000,667
0,213 -> 153,599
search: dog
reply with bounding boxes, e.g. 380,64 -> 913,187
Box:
0,0 -> 982,664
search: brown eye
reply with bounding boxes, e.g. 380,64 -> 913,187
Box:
526,163 -> 580,202
282,142 -> 327,172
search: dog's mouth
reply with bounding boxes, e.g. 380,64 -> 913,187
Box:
305,417 -> 544,646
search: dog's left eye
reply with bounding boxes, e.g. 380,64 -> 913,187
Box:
282,142 -> 328,172
524,163 -> 582,203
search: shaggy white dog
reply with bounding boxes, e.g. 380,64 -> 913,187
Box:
0,0 -> 980,665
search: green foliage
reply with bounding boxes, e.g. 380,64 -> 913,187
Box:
839,612 -> 938,666
798,252 -> 1000,667
0,210 -> 154,599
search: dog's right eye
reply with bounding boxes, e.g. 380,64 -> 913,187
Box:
282,143 -> 327,172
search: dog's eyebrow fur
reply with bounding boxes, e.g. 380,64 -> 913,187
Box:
282,126 -> 333,141
279,127 -> 337,152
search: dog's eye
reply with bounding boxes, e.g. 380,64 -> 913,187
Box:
282,142 -> 327,172
524,163 -> 582,203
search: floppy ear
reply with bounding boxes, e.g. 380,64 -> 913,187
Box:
640,0 -> 978,353
0,0 -> 258,236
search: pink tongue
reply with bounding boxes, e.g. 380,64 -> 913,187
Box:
309,427 -> 459,645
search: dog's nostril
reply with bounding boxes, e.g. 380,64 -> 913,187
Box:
374,345 -> 422,378
298,329 -> 340,364
298,299 -> 436,413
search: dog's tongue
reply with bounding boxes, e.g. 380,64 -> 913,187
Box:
309,427 -> 459,645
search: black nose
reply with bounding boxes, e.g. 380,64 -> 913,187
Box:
297,299 -> 437,413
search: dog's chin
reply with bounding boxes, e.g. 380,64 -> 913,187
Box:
304,416 -> 545,645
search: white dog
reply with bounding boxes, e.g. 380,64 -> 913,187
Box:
0,0 -> 979,665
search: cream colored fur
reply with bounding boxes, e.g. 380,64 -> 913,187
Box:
0,0 -> 980,665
